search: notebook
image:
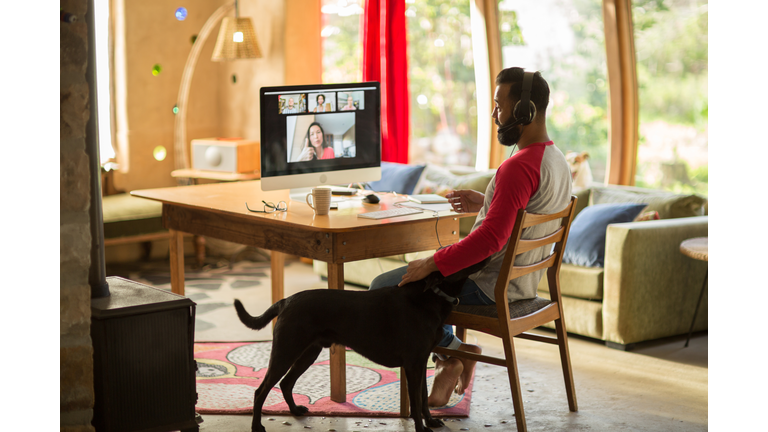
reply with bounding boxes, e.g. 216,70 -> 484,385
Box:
407,194 -> 449,204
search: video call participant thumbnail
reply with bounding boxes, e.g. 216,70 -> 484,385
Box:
280,94 -> 305,114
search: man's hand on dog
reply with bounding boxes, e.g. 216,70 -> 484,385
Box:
446,189 -> 485,213
398,256 -> 440,287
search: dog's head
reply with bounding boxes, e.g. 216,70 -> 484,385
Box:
423,257 -> 491,301
565,151 -> 589,178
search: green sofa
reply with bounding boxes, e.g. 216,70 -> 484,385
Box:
313,163 -> 708,349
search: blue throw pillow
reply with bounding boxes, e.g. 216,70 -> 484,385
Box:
366,162 -> 426,195
563,203 -> 648,268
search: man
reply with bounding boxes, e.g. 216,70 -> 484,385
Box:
282,97 -> 299,114
368,67 -> 572,406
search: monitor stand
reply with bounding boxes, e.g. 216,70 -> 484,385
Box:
289,187 -> 314,202
289,184 -> 366,202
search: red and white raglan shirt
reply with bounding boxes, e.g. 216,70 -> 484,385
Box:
433,141 -> 572,301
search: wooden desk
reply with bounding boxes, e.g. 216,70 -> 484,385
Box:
132,180 -> 468,402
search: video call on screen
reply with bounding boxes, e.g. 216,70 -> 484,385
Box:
260,84 -> 381,176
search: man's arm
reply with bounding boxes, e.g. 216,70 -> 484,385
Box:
433,147 -> 543,276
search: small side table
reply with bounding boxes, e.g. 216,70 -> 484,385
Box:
171,168 -> 260,184
680,237 -> 708,347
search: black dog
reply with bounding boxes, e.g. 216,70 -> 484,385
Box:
233,258 -> 489,432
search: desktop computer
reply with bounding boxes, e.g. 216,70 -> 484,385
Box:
259,82 -> 382,199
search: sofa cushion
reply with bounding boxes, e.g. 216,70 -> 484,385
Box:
590,186 -> 706,219
537,264 -> 604,300
563,203 -> 647,268
572,187 -> 591,218
102,193 -> 165,239
537,290 -> 603,340
366,162 -> 426,194
414,163 -> 496,196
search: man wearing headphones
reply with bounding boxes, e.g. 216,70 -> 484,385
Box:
369,67 -> 572,406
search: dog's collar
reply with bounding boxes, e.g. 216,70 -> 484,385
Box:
428,285 -> 459,305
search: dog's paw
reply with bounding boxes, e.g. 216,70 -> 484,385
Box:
290,405 -> 309,416
251,424 -> 266,432
426,417 -> 444,428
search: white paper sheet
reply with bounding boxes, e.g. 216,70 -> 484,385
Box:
398,201 -> 454,212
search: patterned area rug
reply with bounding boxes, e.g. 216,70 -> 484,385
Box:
194,342 -> 473,417
106,255 -> 338,342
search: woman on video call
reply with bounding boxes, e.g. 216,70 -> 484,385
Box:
296,122 -> 334,161
312,94 -> 328,113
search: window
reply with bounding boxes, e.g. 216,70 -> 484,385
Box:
633,0 -> 708,196
406,0 -> 479,167
498,0 -> 609,181
94,0 -> 115,165
321,0 -> 364,84
316,0 -> 705,190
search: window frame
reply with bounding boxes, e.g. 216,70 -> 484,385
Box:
476,0 -> 638,185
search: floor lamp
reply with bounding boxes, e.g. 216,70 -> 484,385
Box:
173,0 -> 262,174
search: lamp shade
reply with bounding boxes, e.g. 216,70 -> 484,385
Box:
211,17 -> 261,61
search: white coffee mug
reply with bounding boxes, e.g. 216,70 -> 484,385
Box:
306,187 -> 332,215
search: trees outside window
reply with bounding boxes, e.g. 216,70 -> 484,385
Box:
321,0 -> 363,84
498,0 -> 610,181
318,0 -> 707,194
406,0 -> 479,167
633,0 -> 708,196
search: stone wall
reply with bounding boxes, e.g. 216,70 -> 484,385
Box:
60,0 -> 95,430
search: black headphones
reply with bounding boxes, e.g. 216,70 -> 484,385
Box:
498,71 -> 537,134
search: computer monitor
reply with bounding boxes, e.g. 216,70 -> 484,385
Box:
259,82 -> 382,196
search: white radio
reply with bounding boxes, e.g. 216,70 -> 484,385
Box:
191,138 -> 260,173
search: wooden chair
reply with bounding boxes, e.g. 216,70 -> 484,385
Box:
433,195 -> 579,431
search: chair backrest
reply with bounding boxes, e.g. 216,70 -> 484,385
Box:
492,195 -> 578,304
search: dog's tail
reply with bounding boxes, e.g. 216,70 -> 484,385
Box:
233,299 -> 283,331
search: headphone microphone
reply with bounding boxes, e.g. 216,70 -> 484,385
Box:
497,117 -> 526,134
496,71 -> 537,134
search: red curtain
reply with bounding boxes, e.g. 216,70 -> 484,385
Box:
363,0 -> 410,164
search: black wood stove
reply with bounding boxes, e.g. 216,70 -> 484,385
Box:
91,277 -> 199,432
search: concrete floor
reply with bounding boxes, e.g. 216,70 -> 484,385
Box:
190,259 -> 708,432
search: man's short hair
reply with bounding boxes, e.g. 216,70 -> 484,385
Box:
495,67 -> 550,118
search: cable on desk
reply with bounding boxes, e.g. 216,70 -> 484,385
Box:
434,212 -> 446,251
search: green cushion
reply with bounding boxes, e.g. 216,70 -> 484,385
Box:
572,188 -> 591,218
537,290 -> 603,340
589,186 -> 706,219
102,193 -> 166,239
538,264 -> 604,300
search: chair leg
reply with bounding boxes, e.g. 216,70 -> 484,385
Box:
500,333 -> 527,432
554,318 -> 578,412
456,326 -> 467,342
399,367 -> 410,418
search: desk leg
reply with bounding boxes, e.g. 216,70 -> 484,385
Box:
270,251 -> 285,303
169,229 -> 186,296
193,235 -> 206,268
328,263 -> 347,403
270,251 -> 285,330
